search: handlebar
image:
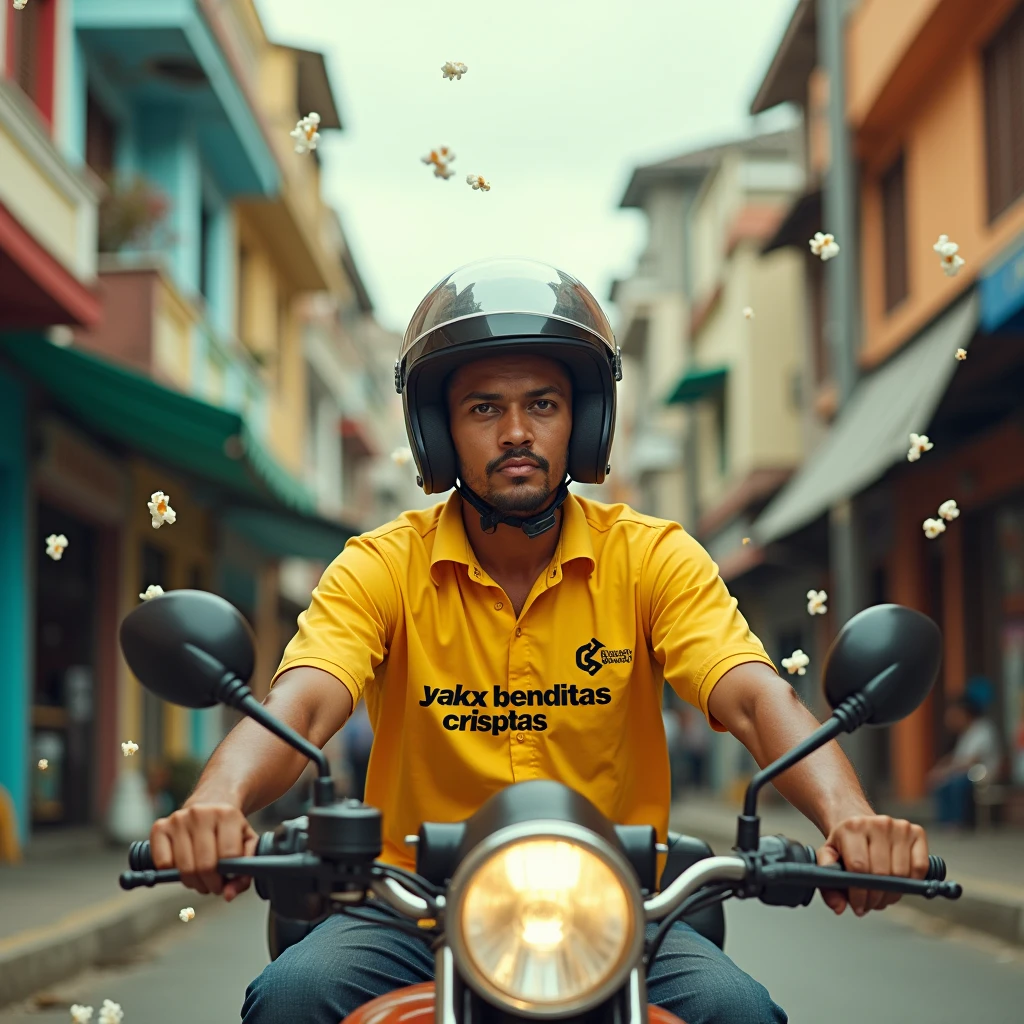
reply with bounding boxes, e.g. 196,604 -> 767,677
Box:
121,838 -> 958,919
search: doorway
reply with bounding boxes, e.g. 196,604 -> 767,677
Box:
32,503 -> 98,826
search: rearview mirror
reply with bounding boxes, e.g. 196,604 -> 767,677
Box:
119,590 -> 256,709
822,604 -> 942,726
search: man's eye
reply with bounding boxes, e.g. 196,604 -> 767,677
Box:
473,404 -> 494,414
534,400 -> 554,410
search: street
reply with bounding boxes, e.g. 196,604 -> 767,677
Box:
2,888 -> 1021,1023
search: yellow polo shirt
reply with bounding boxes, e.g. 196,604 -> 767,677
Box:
273,492 -> 775,869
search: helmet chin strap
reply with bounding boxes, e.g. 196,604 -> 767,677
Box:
455,476 -> 571,539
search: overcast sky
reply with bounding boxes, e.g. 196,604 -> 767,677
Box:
255,0 -> 798,336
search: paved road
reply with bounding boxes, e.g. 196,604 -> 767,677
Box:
1,888 -> 1022,1023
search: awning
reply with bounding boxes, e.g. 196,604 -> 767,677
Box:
666,366 -> 728,405
762,189 -> 821,255
222,508 -> 349,563
752,291 -> 979,545
0,335 -> 356,550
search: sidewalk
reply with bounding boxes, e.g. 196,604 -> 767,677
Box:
670,794 -> 1024,947
0,829 -> 216,1010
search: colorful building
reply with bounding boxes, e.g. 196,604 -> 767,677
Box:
0,0 -> 377,848
752,0 -> 1024,815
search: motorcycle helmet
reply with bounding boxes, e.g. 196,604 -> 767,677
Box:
395,258 -> 622,529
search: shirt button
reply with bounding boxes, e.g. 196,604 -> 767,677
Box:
494,601 -> 503,610
516,733 -> 525,742
515,627 -> 522,637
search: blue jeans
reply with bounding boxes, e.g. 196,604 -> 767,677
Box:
242,906 -> 787,1024
934,773 -> 974,825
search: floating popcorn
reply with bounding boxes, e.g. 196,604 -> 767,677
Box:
38,759 -> 48,770
147,491 -> 176,529
45,533 -> 69,561
742,536 -> 751,545
933,234 -> 965,278
938,498 -> 960,522
441,60 -> 468,81
139,584 -> 165,601
121,740 -> 139,757
70,1006 -> 93,1024
179,906 -> 196,923
781,649 -> 810,676
98,1000 -> 123,1024
13,0 -> 28,10
742,307 -> 755,319
391,446 -> 414,467
290,112 -> 321,155
955,347 -> 967,361
466,174 -> 491,191
923,517 -> 946,539
809,231 -> 840,261
907,433 -> 934,462
421,147 -> 456,180
807,589 -> 828,616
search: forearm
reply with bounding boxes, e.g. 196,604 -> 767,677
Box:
710,667 -> 872,837
187,666 -> 355,816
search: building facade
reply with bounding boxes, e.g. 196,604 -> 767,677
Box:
752,0 -> 1024,815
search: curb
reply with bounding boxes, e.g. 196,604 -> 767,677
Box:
677,816 -> 1024,948
0,887 -> 187,1009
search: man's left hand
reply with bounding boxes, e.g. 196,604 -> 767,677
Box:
816,814 -> 929,916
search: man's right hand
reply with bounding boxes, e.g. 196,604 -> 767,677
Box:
150,802 -> 259,901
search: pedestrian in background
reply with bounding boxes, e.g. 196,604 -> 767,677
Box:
928,681 -> 1001,828
342,700 -> 374,801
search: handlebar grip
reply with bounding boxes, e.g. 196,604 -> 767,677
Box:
836,853 -> 947,883
129,840 -> 154,871
119,868 -> 180,890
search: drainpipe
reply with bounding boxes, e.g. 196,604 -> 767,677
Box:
818,0 -> 873,793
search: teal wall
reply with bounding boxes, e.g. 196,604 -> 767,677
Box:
0,368 -> 30,845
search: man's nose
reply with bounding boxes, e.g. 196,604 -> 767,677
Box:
500,407 -> 534,446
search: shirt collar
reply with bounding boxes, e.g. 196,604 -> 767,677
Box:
429,491 -> 596,586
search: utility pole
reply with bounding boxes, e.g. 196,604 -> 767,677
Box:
818,0 -> 873,794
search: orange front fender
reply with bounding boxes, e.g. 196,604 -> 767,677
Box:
342,982 -> 688,1024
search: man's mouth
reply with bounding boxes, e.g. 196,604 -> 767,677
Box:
498,458 -> 540,477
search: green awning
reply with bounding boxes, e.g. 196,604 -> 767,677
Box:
223,508 -> 349,563
0,334 -> 356,553
666,365 -> 728,404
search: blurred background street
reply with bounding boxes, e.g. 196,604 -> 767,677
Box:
3,0 -> 1024,1015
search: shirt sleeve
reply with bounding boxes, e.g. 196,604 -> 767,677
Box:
641,522 -> 776,730
271,534 -> 400,704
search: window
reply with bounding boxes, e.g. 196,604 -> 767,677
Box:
199,205 -> 213,300
6,0 -> 56,125
984,3 -> 1024,221
85,92 -> 117,178
881,154 -> 908,310
714,391 -> 728,475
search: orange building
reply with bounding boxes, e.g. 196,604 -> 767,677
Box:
752,0 -> 1024,815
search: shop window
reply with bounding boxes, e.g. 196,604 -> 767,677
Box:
808,255 -> 828,385
984,3 -> 1024,221
881,153 -> 908,311
5,0 -> 56,127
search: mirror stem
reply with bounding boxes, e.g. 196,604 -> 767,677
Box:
736,688 -> 876,852
184,644 -> 337,805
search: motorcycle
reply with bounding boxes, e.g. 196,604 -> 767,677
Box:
117,592 -> 962,1024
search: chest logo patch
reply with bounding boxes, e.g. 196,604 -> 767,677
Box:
576,637 -> 633,675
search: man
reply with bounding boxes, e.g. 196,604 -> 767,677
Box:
149,259 -> 932,1024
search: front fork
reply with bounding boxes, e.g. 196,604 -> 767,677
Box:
433,945 -> 650,1024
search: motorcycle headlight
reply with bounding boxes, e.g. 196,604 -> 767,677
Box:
446,823 -> 645,1018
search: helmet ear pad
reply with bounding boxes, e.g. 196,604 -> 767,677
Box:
404,338 -> 617,495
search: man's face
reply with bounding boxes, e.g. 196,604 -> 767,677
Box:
447,353 -> 572,516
